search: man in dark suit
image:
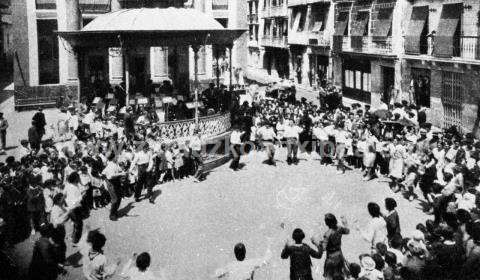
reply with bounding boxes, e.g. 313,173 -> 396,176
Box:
32,108 -> 46,139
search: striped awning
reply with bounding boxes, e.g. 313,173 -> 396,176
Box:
333,12 -> 349,36
434,3 -> 462,58
350,11 -> 369,36
372,7 -> 393,39
405,6 -> 428,54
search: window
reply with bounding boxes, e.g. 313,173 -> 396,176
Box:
355,71 -> 362,90
356,11 -> 370,36
362,72 -> 371,92
442,71 -> 463,130
298,9 -> 307,32
264,19 -> 271,36
310,3 -> 329,32
344,70 -> 356,88
37,19 -> 59,84
344,69 -> 370,92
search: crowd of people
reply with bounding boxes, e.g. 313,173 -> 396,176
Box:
0,96 -> 218,279
222,81 -> 480,279
1,77 -> 480,280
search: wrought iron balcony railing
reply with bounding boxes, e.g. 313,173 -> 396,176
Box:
337,36 -> 393,55
262,4 -> 288,18
404,36 -> 480,61
261,35 -> 288,48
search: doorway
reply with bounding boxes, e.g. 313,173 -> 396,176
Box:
132,56 -> 147,94
382,66 -> 394,104
411,68 -> 431,107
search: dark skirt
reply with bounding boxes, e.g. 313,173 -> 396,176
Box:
324,251 -> 347,278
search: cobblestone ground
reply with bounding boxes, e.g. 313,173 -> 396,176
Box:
0,96 -> 61,160
12,147 -> 429,280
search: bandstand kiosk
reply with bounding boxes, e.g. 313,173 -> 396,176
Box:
57,7 -> 246,168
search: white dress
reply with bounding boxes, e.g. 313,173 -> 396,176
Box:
389,144 -> 406,179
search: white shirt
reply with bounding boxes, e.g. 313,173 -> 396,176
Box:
214,249 -> 271,280
83,111 -> 95,125
283,125 -> 302,140
335,129 -> 348,144
189,136 -> 202,151
230,130 -> 244,145
16,146 -> 30,159
257,126 -> 276,141
50,205 -> 68,227
313,127 -> 328,141
40,165 -> 53,183
69,114 -> 79,130
63,183 -> 83,209
361,217 -> 388,248
102,161 -> 123,180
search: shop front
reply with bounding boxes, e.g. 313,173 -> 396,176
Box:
342,56 -> 371,104
308,52 -> 329,88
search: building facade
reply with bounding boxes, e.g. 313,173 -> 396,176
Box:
402,0 -> 480,133
11,0 -> 247,106
246,0 -> 290,83
0,0 -> 12,77
331,0 -> 404,106
288,0 -> 334,90
246,0 -> 480,134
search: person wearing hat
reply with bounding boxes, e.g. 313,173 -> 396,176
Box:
402,230 -> 429,275
257,121 -> 278,166
358,255 -> 383,279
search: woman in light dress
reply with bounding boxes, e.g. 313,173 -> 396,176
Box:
389,135 -> 407,192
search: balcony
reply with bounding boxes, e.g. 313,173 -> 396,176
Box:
36,0 -> 110,12
338,36 -> 393,55
261,35 -> 289,48
404,36 -> 480,63
453,36 -> 480,61
288,0 -> 330,7
247,14 -> 259,24
262,4 -> 288,18
288,31 -> 330,46
212,0 -> 228,10
248,40 -> 259,48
